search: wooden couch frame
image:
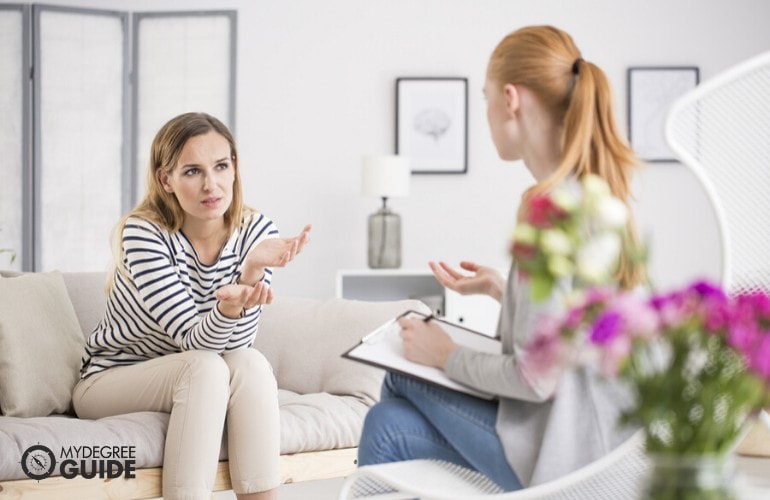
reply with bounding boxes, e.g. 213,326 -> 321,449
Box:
0,448 -> 357,499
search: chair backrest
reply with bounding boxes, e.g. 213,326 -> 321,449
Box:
665,51 -> 770,295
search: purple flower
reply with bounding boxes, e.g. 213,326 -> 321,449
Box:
590,310 -> 623,344
689,280 -> 726,300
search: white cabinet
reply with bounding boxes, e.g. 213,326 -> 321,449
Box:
336,269 -> 500,336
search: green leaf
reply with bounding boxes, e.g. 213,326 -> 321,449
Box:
530,274 -> 555,302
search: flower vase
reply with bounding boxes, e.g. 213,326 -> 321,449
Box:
641,453 -> 737,500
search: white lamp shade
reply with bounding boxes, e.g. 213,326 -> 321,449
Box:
361,155 -> 410,198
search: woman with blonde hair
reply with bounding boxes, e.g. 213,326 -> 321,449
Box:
358,25 -> 644,491
74,112 -> 311,500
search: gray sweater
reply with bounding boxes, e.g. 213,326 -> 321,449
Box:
445,265 -> 637,487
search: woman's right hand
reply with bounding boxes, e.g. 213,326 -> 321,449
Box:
429,261 -> 505,302
215,282 -> 273,319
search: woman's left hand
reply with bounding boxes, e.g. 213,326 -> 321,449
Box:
398,317 -> 457,369
241,224 -> 312,284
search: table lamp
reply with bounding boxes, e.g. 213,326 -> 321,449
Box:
361,155 -> 410,268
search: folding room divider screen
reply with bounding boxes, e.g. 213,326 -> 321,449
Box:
0,5 -> 27,272
35,5 -> 128,273
0,4 -> 236,272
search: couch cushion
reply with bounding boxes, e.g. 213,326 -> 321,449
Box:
278,389 -> 371,454
0,271 -> 107,342
256,296 -> 430,406
60,272 -> 108,341
0,389 -> 373,480
0,272 -> 85,417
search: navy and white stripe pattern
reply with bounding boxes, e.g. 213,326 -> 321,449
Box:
81,213 -> 278,377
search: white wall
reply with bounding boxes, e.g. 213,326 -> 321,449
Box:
7,0 -> 770,297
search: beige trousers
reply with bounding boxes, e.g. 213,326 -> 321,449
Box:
73,349 -> 280,500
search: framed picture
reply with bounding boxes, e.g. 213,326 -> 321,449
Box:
396,77 -> 468,174
628,67 -> 699,162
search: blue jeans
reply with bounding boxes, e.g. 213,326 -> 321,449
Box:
358,372 -> 523,492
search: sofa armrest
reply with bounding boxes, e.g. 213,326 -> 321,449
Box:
255,296 -> 430,406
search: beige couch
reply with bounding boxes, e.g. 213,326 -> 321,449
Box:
0,271 -> 427,499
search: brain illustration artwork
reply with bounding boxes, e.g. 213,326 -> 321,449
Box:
413,108 -> 452,141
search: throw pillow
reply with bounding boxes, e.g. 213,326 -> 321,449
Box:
0,272 -> 85,417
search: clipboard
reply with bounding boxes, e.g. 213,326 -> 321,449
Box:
342,309 -> 501,399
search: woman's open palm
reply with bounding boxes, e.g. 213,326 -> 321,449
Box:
216,282 -> 274,317
429,260 -> 504,301
247,224 -> 312,269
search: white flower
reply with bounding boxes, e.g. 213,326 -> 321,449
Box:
575,232 -> 621,284
581,174 -> 611,200
550,187 -> 579,213
540,229 -> 572,256
547,255 -> 574,278
593,196 -> 628,230
513,223 -> 538,245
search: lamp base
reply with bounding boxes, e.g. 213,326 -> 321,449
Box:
368,207 -> 401,269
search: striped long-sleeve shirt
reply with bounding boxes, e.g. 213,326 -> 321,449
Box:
81,212 -> 278,377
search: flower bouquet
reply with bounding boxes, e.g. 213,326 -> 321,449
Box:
526,281 -> 770,498
511,174 -> 636,301
512,175 -> 770,498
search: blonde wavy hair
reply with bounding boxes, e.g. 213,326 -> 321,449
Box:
107,112 -> 252,291
488,25 -> 644,289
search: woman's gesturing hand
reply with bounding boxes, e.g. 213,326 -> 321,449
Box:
241,224 -> 312,285
253,224 -> 312,267
429,260 -> 505,302
215,282 -> 274,319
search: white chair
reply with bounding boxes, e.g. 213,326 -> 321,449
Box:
666,49 -> 770,444
338,51 -> 770,500
338,431 -> 648,499
665,50 -> 770,296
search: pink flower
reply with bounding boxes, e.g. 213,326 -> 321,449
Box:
524,195 -> 568,228
704,304 -> 730,333
727,293 -> 770,383
613,294 -> 659,340
511,242 -> 538,262
750,335 -> 770,379
728,323 -> 758,353
564,307 -> 585,329
584,286 -> 616,305
525,318 -> 567,378
600,333 -> 633,377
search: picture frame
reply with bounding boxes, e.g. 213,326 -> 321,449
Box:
396,77 -> 468,174
627,66 -> 700,162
